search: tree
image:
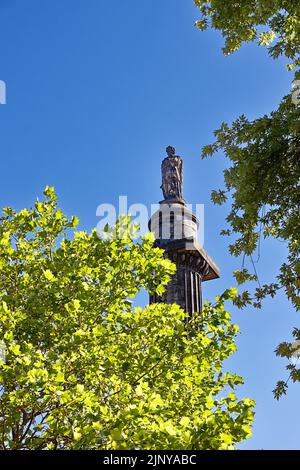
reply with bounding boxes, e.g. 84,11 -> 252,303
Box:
194,1 -> 300,397
0,187 -> 254,449
194,0 -> 300,69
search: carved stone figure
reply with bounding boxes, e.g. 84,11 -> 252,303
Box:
161,146 -> 183,200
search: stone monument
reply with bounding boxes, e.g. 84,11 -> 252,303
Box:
148,146 -> 220,315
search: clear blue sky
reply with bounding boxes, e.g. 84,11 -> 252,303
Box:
0,0 -> 298,449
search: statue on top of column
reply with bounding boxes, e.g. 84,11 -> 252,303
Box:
161,146 -> 183,201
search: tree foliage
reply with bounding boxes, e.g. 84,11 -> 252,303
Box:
194,0 -> 300,397
194,0 -> 300,69
203,96 -> 300,312
0,188 -> 254,449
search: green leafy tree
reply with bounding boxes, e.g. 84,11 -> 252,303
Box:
194,0 -> 300,397
194,0 -> 300,69
0,188 -> 254,449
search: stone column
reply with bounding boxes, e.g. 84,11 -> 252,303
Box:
148,147 -> 220,315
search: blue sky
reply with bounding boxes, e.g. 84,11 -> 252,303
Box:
0,0 -> 298,449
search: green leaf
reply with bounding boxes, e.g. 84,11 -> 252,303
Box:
110,428 -> 122,441
43,270 -> 56,282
